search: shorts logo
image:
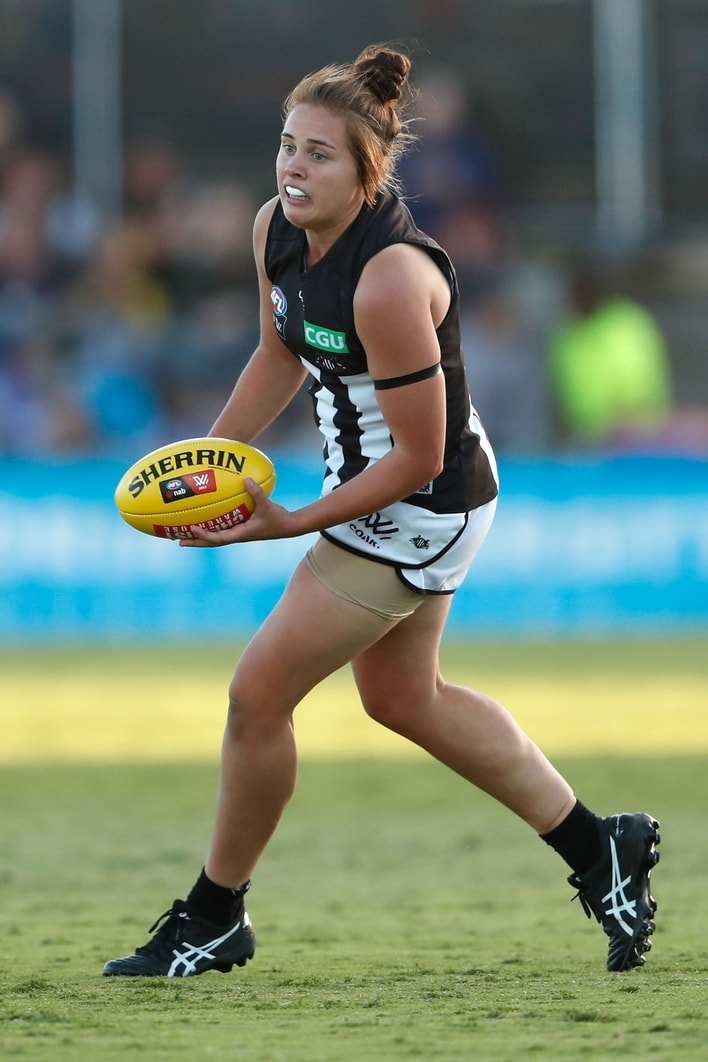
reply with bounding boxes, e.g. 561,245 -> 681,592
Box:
304,320 -> 349,354
271,286 -> 287,315
410,535 -> 430,550
349,512 -> 399,549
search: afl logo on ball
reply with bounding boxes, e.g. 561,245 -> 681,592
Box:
271,286 -> 287,315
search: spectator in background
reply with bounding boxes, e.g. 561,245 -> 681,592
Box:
398,66 -> 557,455
0,332 -> 92,454
0,114 -> 278,457
123,132 -> 182,228
68,219 -> 171,452
151,175 -> 282,443
0,96 -> 101,455
0,87 -> 24,175
461,263 -> 562,454
398,65 -> 508,296
0,147 -> 64,290
548,257 -> 673,449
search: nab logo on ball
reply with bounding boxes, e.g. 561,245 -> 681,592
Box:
114,438 -> 276,539
159,471 -> 217,504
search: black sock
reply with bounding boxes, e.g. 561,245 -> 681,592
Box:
186,868 -> 250,925
540,799 -> 602,875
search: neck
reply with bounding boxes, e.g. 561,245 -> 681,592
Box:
304,201 -> 366,266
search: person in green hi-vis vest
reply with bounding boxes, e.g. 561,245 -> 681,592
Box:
549,260 -> 672,446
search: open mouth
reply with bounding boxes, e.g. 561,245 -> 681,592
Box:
285,185 -> 309,201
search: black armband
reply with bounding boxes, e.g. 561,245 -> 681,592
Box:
373,362 -> 442,391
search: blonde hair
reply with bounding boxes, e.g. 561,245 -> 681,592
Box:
282,44 -> 416,207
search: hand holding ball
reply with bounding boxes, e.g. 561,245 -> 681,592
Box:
114,438 -> 276,539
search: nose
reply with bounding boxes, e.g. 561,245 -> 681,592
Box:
285,156 -> 305,179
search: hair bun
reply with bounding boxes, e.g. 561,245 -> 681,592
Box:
356,48 -> 411,105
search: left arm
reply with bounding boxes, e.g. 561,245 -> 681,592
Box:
183,243 -> 450,546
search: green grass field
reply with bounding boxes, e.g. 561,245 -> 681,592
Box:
1,639 -> 707,1060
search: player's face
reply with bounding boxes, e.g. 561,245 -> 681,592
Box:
277,104 -> 365,241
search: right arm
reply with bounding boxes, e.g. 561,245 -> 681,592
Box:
209,197 -> 308,443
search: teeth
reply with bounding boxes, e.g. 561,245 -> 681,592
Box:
286,186 -> 307,198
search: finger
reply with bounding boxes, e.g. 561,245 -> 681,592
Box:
178,525 -> 233,548
245,477 -> 267,502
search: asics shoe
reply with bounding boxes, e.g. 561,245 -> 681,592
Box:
568,812 -> 660,972
103,899 -> 256,977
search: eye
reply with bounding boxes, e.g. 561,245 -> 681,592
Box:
281,142 -> 295,155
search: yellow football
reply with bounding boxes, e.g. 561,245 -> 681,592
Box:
114,437 -> 276,538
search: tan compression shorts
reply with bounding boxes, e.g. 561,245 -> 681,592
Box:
304,536 -> 426,621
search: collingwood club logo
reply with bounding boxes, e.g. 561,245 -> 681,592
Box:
410,535 -> 430,550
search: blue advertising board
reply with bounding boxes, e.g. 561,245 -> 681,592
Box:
1,453 -> 706,642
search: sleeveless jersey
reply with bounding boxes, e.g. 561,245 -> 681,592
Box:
264,191 -> 498,578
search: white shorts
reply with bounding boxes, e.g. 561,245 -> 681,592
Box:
393,497 -> 497,593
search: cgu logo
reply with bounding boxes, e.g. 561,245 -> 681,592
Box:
304,320 -> 349,354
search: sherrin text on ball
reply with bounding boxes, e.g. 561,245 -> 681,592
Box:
114,437 -> 276,538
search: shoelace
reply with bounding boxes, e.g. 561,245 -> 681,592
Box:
135,905 -> 189,958
569,882 -> 594,921
568,851 -> 617,923
148,907 -> 181,935
138,887 -> 251,956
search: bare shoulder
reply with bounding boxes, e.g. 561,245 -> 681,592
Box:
253,196 -> 280,256
356,242 -> 450,320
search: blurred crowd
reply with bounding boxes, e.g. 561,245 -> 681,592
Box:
0,85 -> 271,459
1,75 -> 706,462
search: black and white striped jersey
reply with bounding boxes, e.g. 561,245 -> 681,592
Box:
264,191 -> 499,573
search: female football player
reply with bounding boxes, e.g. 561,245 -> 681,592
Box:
104,44 -> 659,978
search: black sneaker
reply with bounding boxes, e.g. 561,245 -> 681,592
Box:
568,812 -> 660,972
102,899 -> 256,977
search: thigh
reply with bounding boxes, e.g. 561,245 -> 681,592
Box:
232,554 -> 400,714
351,592 -> 453,709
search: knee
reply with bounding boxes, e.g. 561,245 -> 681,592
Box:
359,673 -> 447,736
223,678 -> 268,743
360,687 -> 415,735
223,685 -> 249,741
224,676 -> 292,743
